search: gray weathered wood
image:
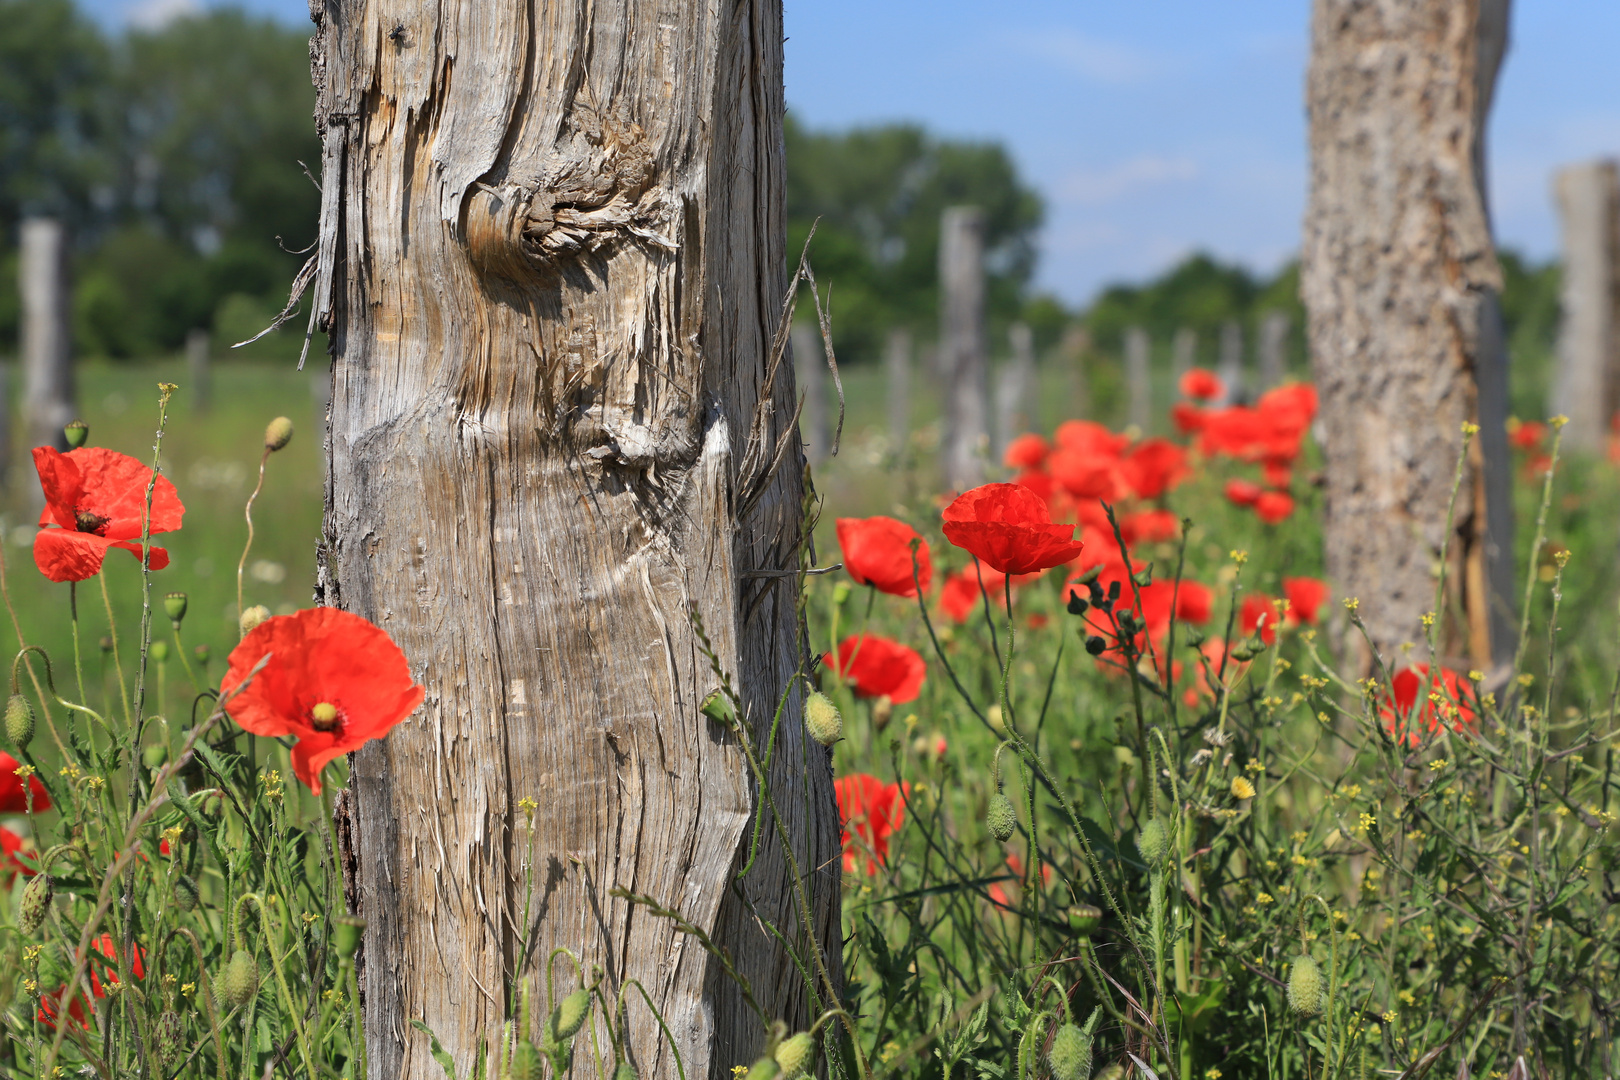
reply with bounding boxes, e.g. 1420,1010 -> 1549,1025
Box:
794,322 -> 828,465
0,363 -> 11,487
20,218 -> 73,452
1551,160 -> 1620,452
186,329 -> 211,413
1258,312 -> 1289,391
1217,320 -> 1245,405
1171,327 -> 1196,389
995,322 -> 1035,458
885,328 -> 911,452
1125,325 -> 1151,431
939,205 -> 987,490
1062,325 -> 1091,419
306,2 -> 841,1076
1303,0 -> 1514,667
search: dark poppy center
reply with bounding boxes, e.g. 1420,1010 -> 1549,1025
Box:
309,701 -> 343,733
74,507 -> 111,535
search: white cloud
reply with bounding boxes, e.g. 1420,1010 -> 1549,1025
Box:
126,0 -> 199,30
1058,157 -> 1200,205
1005,29 -> 1161,86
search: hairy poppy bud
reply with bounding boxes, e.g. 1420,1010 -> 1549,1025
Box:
142,744 -> 168,770
871,694 -> 893,730
1066,590 -> 1088,615
1230,642 -> 1260,662
1288,954 -> 1323,1015
745,1056 -> 780,1080
150,640 -> 170,663
1067,903 -> 1102,936
173,874 -> 199,912
5,693 -> 34,749
64,419 -> 89,448
239,605 -> 271,635
1047,1023 -> 1093,1080
1183,625 -> 1205,646
550,988 -> 591,1042
264,416 -> 294,452
700,688 -> 736,727
509,1042 -> 543,1080
155,1009 -> 184,1064
1084,635 -> 1107,656
219,949 -> 259,1009
1131,566 -> 1153,588
803,691 -> 843,746
1138,817 -> 1169,865
19,874 -> 52,934
614,1063 -> 638,1080
1094,1066 -> 1125,1080
334,915 -> 365,960
164,592 -> 188,624
987,792 -> 1017,842
775,1032 -> 814,1078
831,581 -> 852,607
1115,611 -> 1136,634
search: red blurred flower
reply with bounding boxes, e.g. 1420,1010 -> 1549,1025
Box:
1224,479 -> 1262,507
989,852 -> 1054,908
1048,448 -> 1127,501
1185,640 -> 1252,705
1283,577 -> 1330,626
1119,438 -> 1190,500
1199,383 -> 1318,464
221,608 -> 426,796
31,447 -> 185,583
1253,490 -> 1295,524
2,825 -> 36,885
836,773 -> 908,875
1119,509 -> 1179,545
836,516 -> 932,598
824,634 -> 927,704
38,933 -> 146,1031
941,483 -> 1085,575
1012,469 -> 1058,506
1054,420 -> 1130,457
1382,665 -> 1477,746
1170,402 -> 1207,434
1003,433 -> 1050,470
1241,594 -> 1282,645
938,560 -> 1040,623
1027,613 -> 1049,630
1262,458 -> 1293,489
1133,580 -> 1213,642
1,752 -> 50,813
1179,368 -> 1225,402
1508,419 -> 1547,451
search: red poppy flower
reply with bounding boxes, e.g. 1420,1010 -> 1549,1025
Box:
1179,368 -> 1225,402
1,752 -> 50,813
1199,383 -> 1318,464
1054,420 -> 1130,457
1170,402 -> 1207,434
835,773 -> 908,875
1119,509 -> 1179,545
1011,469 -> 1058,505
1133,580 -> 1213,641
1283,577 -> 1330,626
989,852 -> 1054,909
1048,448 -> 1127,501
1003,433 -> 1050,470
1262,458 -> 1293,489
938,560 -> 1036,623
1224,479 -> 1262,507
836,516 -> 932,598
1240,594 -> 1282,645
31,447 -> 185,583
1508,419 -> 1547,451
1254,490 -> 1295,525
39,933 -> 145,1030
1185,640 -> 1252,705
221,608 -> 426,795
1382,665 -> 1477,746
1,825 -> 36,885
1119,438 -> 1190,500
942,483 -> 1085,576
824,634 -> 927,704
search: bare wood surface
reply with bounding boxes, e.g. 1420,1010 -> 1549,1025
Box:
885,328 -> 911,451
939,205 -> 987,491
1125,326 -> 1150,431
1551,161 -> 1620,452
20,217 -> 73,453
307,1 -> 841,1076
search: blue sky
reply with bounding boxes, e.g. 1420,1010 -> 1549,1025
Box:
86,0 -> 1620,306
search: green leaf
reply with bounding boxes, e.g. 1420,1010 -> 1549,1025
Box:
411,1019 -> 458,1080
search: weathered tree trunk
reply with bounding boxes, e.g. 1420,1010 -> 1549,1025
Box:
186,328 -> 211,414
1062,325 -> 1091,419
995,322 -> 1035,457
1217,320 -> 1244,405
939,205 -> 987,491
20,217 -> 73,453
1171,327 -> 1196,388
794,322 -> 828,465
1303,0 -> 1515,668
307,3 -> 842,1077
1124,326 -> 1150,431
885,328 -> 911,451
1551,160 -> 1620,453
1258,312 -> 1289,391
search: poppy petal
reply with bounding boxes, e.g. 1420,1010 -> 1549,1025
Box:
32,529 -> 114,583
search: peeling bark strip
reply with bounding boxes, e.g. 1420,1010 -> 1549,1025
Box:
1302,0 -> 1514,668
306,2 -> 843,1077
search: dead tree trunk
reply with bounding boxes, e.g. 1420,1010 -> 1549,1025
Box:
1303,0 -> 1514,669
794,322 -> 828,465
307,3 -> 842,1077
1551,160 -> 1620,452
886,328 -> 911,451
20,218 -> 73,452
1124,326 -> 1150,431
939,205 -> 987,490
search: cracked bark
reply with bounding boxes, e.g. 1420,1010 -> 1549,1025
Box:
305,2 -> 842,1076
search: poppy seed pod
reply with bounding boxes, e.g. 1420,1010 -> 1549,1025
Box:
5,693 -> 35,749
150,640 -> 170,663
774,1032 -> 815,1078
1138,817 -> 1169,865
173,874 -> 200,912
1067,903 -> 1102,936
550,988 -> 592,1041
1288,954 -> 1323,1015
264,416 -> 294,452
219,949 -> 259,1009
1047,1022 -> 1093,1080
509,1042 -> 543,1080
164,592 -> 188,624
745,1056 -> 781,1080
19,873 -> 52,934
239,605 -> 271,635
803,691 -> 843,746
155,1009 -> 184,1064
987,792 -> 1017,842
334,915 -> 365,960
64,419 -> 89,448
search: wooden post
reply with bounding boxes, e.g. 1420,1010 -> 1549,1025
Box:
1171,327 -> 1196,388
186,328 -> 212,413
1258,311 -> 1290,391
1125,325 -> 1151,431
940,205 -> 988,491
0,362 -> 11,488
1551,160 -> 1620,453
20,218 -> 73,452
886,327 -> 911,452
1217,319 -> 1245,404
794,321 -> 828,465
995,322 -> 1035,457
1062,325 -> 1091,419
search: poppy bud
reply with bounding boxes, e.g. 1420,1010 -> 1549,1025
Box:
550,988 -> 591,1042
1095,1067 -> 1125,1080
334,915 -> 365,960
173,874 -> 200,912
1231,642 -> 1260,662
1183,625 -> 1205,646
1084,635 -> 1107,656
194,644 -> 211,665
164,592 -> 188,624
831,581 -> 852,607
150,640 -> 170,663
803,691 -> 843,746
775,1032 -> 815,1078
1076,564 -> 1103,586
700,688 -> 737,728
1138,817 -> 1169,865
1115,611 -> 1136,634
1131,566 -> 1153,588
1067,903 -> 1102,936
264,416 -> 294,452
1288,954 -> 1323,1015
614,1064 -> 638,1080
987,792 -> 1017,842
19,873 -> 52,934
1107,580 -> 1121,602
155,1008 -> 184,1064
509,1042 -> 543,1080
219,949 -> 259,1009
1066,590 -> 1088,615
5,693 -> 35,749
142,744 -> 168,770
745,1056 -> 780,1080
99,635 -> 114,654
871,694 -> 894,730
239,605 -> 271,635
64,419 -> 89,448
1047,1022 -> 1092,1080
